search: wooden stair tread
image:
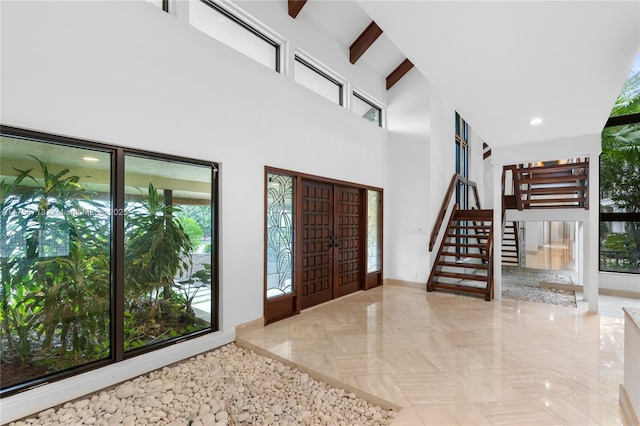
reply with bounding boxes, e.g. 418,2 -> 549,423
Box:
521,187 -> 586,194
439,251 -> 488,259
524,197 -> 587,204
428,204 -> 494,301
434,271 -> 488,281
517,162 -> 588,174
430,282 -> 488,295
454,209 -> 493,220
519,175 -> 586,184
437,261 -> 489,269
523,204 -> 585,209
443,242 -> 487,248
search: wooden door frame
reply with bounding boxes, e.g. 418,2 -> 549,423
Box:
264,167 -> 383,324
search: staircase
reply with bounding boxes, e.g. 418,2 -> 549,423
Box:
509,160 -> 589,210
427,159 -> 589,301
502,221 -> 520,266
427,206 -> 494,301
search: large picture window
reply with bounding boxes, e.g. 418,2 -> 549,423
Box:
0,135 -> 112,392
124,155 -> 214,352
0,127 -> 218,395
600,54 -> 640,275
600,121 -> 640,274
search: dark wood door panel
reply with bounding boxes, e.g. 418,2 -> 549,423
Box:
334,186 -> 361,298
300,180 -> 333,309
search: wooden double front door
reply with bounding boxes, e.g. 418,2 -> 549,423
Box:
300,181 -> 361,309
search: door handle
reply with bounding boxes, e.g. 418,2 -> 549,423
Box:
329,235 -> 339,248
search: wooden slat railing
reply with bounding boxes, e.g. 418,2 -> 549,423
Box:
429,174 -> 481,251
513,222 -> 520,267
503,159 -> 589,210
485,218 -> 494,300
427,204 -> 459,291
502,165 -> 523,210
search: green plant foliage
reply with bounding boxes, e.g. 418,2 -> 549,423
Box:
177,216 -> 204,250
600,57 -> 640,274
124,183 -> 203,348
1,153 -> 212,389
1,156 -> 111,385
602,233 -> 637,252
177,205 -> 212,237
610,65 -> 640,117
602,57 -> 640,213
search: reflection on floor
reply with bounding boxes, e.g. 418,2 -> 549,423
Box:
238,285 -> 634,425
525,244 -> 575,271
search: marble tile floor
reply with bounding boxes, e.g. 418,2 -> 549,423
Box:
237,284 -> 634,425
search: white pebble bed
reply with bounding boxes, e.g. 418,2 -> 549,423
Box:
9,343 -> 396,426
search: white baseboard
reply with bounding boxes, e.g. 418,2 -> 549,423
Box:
620,384 -> 640,426
384,278 -> 425,289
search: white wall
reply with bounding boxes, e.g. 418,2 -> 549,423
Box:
600,272 -> 640,293
468,127 -> 487,207
482,147 -> 495,210
429,86 -> 455,222
0,0 -> 389,419
227,0 -> 387,106
385,69 -> 431,282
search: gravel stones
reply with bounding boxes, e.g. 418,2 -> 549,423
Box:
9,343 -> 396,425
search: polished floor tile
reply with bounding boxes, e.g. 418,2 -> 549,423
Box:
237,285 -> 631,425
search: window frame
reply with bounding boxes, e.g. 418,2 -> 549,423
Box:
198,0 -> 281,73
0,125 -> 220,396
455,112 -> 470,209
294,55 -> 344,106
599,117 -> 640,275
352,91 -> 383,127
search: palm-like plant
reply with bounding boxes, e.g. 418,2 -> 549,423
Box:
602,63 -> 640,213
1,157 -> 111,371
610,70 -> 640,117
125,183 -> 193,321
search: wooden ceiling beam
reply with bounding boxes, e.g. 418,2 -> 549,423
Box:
386,59 -> 414,90
349,21 -> 383,64
288,0 -> 307,18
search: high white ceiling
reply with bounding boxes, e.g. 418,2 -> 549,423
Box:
294,0 -> 407,77
301,1 -> 640,149
357,0 -> 640,148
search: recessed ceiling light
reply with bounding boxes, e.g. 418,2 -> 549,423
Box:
83,156 -> 99,162
528,117 -> 543,125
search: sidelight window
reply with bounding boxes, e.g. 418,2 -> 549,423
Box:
367,190 -> 382,272
266,173 -> 294,299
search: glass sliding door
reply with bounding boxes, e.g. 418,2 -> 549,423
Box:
124,155 -> 213,352
0,135 -> 112,390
